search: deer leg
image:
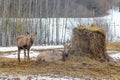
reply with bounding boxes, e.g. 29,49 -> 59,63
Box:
24,49 -> 27,61
27,49 -> 30,62
62,51 -> 66,61
18,48 -> 21,62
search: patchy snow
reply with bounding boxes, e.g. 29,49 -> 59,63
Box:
0,47 -> 120,79
0,45 -> 64,52
31,45 -> 64,50
0,45 -> 64,59
108,51 -> 120,60
19,75 -> 79,80
0,46 -> 120,62
1,51 -> 40,59
0,73 -> 82,80
0,47 -> 17,52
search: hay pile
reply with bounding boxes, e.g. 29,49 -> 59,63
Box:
72,24 -> 106,60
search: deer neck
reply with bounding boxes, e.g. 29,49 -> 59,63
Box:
30,37 -> 34,46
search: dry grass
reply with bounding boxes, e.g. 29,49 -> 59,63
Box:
0,42 -> 120,79
106,42 -> 120,51
76,23 -> 105,37
0,53 -> 120,79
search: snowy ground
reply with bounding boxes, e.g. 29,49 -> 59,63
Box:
0,73 -> 81,80
0,45 -> 95,80
0,45 -> 120,60
0,73 -> 115,80
0,45 -> 64,52
0,45 -> 64,59
107,51 -> 120,60
0,46 -> 120,79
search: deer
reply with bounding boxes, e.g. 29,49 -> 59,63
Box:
16,32 -> 37,62
36,49 -> 63,63
63,43 -> 72,61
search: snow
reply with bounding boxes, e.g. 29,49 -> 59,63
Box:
0,45 -> 64,59
106,8 -> 120,41
0,47 -> 17,52
67,7 -> 120,41
0,74 -> 81,80
1,8 -> 120,43
0,45 -> 63,52
108,51 -> 120,60
1,8 -> 120,79
0,46 -> 119,79
1,8 -> 120,59
0,45 -> 80,80
1,51 -> 39,59
31,45 -> 63,50
0,45 -> 120,61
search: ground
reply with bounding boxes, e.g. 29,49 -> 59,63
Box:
0,42 -> 120,79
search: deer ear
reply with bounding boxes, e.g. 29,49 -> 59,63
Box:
26,32 -> 29,34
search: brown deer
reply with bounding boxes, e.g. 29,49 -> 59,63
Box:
16,32 -> 37,62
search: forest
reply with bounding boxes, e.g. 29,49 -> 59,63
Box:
0,0 -> 119,46
0,0 -> 120,79
0,0 -> 113,18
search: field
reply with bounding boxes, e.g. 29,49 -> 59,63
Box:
0,42 -> 120,79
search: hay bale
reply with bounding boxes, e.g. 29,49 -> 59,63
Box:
72,23 -> 106,60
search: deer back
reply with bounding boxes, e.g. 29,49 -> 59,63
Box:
16,32 -> 37,49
